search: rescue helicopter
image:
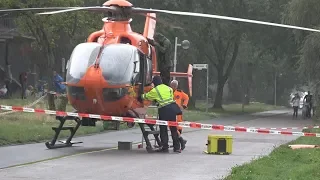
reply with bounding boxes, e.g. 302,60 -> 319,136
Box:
1,0 -> 320,152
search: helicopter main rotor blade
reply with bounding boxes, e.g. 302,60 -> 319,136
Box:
132,8 -> 320,33
0,7 -> 75,13
37,6 -> 115,15
139,13 -> 183,29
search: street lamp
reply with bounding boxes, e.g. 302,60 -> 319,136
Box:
173,37 -> 190,80
193,64 -> 209,113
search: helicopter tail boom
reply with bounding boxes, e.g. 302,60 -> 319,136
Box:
153,64 -> 193,96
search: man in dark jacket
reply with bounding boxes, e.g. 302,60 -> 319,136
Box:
19,72 -> 28,99
147,33 -> 173,86
304,91 -> 313,118
140,76 -> 182,153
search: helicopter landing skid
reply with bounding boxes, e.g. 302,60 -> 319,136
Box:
45,116 -> 83,149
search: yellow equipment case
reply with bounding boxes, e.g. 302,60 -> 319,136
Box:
205,134 -> 233,155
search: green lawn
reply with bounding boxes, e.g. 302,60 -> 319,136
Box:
224,128 -> 320,180
147,102 -> 283,121
0,98 -> 281,146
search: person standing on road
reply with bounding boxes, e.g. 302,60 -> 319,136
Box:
304,91 -> 313,118
291,93 -> 300,119
170,79 -> 188,150
139,76 -> 182,153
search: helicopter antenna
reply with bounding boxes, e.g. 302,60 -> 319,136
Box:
103,22 -> 108,44
93,25 -> 109,68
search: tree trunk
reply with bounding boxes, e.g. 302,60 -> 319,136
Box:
244,86 -> 250,105
212,34 -> 241,109
46,49 -> 56,110
4,40 -> 13,97
245,62 -> 253,105
213,76 -> 225,109
188,96 -> 196,109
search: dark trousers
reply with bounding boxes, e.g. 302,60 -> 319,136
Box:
21,83 -> 26,99
293,106 -> 298,118
308,103 -> 312,118
4,81 -> 11,97
160,67 -> 171,86
158,103 -> 181,150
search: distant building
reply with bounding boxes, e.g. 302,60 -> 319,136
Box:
0,16 -> 38,94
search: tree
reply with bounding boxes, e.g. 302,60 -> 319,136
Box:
3,0 -> 103,109
176,0 -> 248,109
283,0 -> 320,83
283,0 -> 320,115
240,0 -> 299,105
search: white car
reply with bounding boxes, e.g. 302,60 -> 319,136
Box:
289,93 -> 305,109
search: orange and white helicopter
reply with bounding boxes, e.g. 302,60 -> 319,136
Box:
1,0 -> 319,152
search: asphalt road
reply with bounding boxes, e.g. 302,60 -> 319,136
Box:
0,109 -> 315,180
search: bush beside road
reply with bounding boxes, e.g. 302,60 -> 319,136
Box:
0,98 -> 282,146
224,128 -> 320,180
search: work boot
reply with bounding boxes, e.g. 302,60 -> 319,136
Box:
156,148 -> 169,153
173,148 -> 181,153
179,137 -> 187,150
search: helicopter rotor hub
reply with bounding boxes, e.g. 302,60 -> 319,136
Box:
104,5 -> 132,21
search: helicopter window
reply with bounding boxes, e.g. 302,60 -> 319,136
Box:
131,59 -> 140,85
66,43 -> 101,84
120,37 -> 132,45
99,44 -> 139,85
133,60 -> 139,73
145,57 -> 153,85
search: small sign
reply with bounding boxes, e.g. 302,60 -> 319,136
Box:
193,64 -> 208,69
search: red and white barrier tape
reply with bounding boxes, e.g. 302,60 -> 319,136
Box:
246,126 -> 320,130
1,105 -> 320,138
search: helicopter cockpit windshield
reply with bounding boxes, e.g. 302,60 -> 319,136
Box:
99,44 -> 140,85
66,42 -> 101,84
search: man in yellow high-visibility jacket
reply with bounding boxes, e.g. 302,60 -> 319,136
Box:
139,76 -> 182,153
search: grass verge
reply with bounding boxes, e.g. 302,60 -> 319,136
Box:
147,102 -> 283,120
224,128 -> 320,180
0,98 -> 281,146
